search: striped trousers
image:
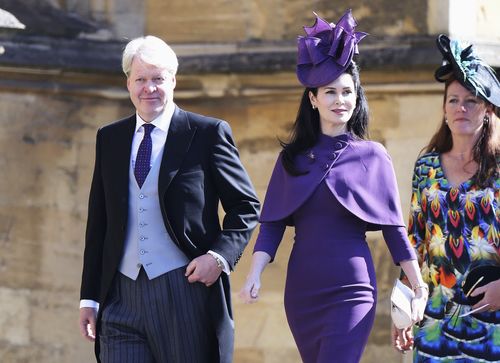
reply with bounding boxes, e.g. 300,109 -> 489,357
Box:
99,267 -> 219,363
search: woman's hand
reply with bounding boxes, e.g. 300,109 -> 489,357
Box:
470,279 -> 500,312
239,251 -> 271,304
391,323 -> 414,353
239,273 -> 261,304
411,285 -> 428,323
399,259 -> 428,323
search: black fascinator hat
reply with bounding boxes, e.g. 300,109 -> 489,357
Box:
434,34 -> 500,107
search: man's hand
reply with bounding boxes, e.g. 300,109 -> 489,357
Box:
185,254 -> 223,286
79,307 -> 97,342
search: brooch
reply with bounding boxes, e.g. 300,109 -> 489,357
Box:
307,150 -> 315,162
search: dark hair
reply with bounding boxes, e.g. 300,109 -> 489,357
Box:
280,62 -> 369,175
423,77 -> 499,187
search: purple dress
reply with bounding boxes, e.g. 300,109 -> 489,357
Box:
255,133 -> 416,363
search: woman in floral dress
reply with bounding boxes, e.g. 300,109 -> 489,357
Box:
393,34 -> 500,362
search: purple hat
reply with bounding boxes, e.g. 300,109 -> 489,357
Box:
296,9 -> 368,88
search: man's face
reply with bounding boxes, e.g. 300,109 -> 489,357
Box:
127,57 -> 176,122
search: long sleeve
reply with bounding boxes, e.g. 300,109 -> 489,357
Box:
80,129 -> 105,301
399,161 -> 427,283
253,220 -> 287,262
407,162 -> 426,266
209,120 -> 261,268
382,225 -> 417,264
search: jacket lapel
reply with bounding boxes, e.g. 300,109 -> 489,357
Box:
158,107 -> 196,195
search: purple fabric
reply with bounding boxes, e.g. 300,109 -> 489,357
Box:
254,221 -> 415,265
381,225 -> 417,264
134,123 -> 155,188
253,177 -> 415,362
254,182 -> 355,361
260,133 -> 406,230
296,9 -> 368,88
285,181 -> 376,363
253,221 -> 286,262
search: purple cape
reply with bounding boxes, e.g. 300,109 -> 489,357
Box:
260,133 -> 406,230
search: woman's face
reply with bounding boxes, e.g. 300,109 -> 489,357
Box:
444,80 -> 492,138
309,73 -> 356,135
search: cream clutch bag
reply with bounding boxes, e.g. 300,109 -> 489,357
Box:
391,279 -> 414,329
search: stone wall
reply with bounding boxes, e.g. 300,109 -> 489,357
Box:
0,1 -> 498,363
146,0 -> 428,43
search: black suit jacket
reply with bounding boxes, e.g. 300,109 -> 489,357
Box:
80,106 -> 260,362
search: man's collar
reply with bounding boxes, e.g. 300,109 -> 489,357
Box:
134,102 -> 175,133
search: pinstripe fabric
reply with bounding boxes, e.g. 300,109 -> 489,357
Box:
100,267 -> 219,363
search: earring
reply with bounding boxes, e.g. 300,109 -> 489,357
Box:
445,118 -> 448,124
312,104 -> 317,110
483,115 -> 489,124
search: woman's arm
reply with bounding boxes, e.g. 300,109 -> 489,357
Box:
400,259 -> 429,317
391,161 -> 429,352
239,221 -> 286,303
239,251 -> 273,303
382,225 -> 428,321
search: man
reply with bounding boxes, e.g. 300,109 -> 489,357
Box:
78,35 -> 260,363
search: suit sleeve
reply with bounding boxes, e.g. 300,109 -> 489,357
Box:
209,121 -> 260,270
80,129 -> 106,301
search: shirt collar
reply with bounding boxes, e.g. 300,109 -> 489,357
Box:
134,102 -> 175,133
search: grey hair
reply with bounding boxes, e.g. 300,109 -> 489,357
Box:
122,36 -> 178,77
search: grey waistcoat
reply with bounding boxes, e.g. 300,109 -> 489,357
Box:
119,150 -> 189,280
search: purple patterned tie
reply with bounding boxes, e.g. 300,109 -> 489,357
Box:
134,123 -> 155,188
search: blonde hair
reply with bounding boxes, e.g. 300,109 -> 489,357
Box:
122,36 -> 178,77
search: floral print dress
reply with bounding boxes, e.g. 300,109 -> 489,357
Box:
408,152 -> 500,362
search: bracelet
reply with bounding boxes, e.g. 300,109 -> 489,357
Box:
208,252 -> 224,269
412,284 -> 429,293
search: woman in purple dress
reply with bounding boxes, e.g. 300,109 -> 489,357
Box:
239,10 -> 428,363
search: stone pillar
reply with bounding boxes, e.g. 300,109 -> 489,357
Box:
427,0 -> 500,41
